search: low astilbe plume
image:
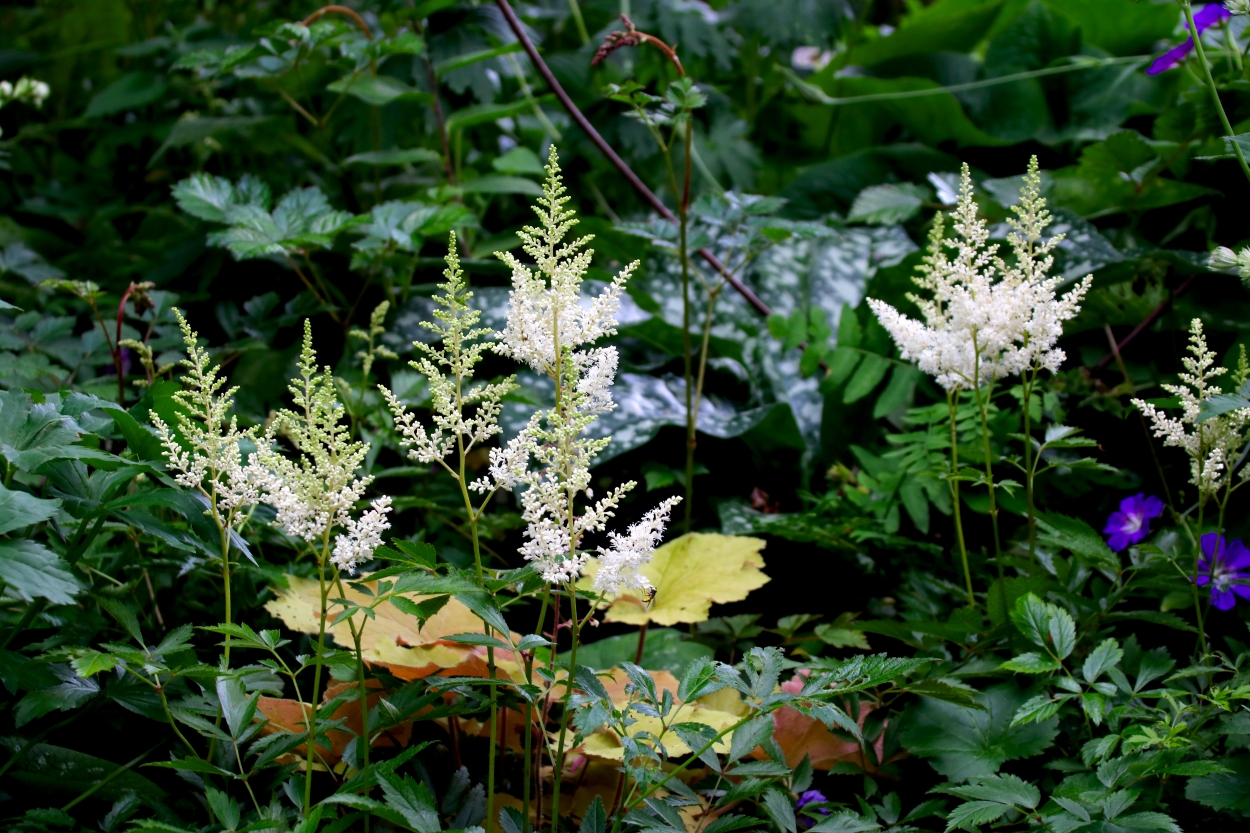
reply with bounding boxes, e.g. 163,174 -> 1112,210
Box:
476,147 -> 679,590
152,308 -> 257,533
1134,320 -> 1250,500
867,159 -> 1092,391
253,320 -> 390,572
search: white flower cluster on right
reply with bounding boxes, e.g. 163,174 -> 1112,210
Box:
1133,319 -> 1250,500
867,158 -> 1092,392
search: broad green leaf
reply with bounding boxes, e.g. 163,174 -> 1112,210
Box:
456,175 -> 544,197
492,146 -> 545,175
0,539 -> 80,604
1008,593 -> 1051,651
579,796 -> 606,833
580,533 -> 769,626
941,773 -> 1039,808
0,741 -> 165,803
70,651 -> 117,678
899,683 -> 1058,781
1081,638 -> 1123,683
1184,755 -> 1250,811
843,353 -> 890,404
445,98 -> 544,133
377,771 -> 440,833
433,42 -> 523,75
999,653 -> 1060,674
1036,513 -> 1118,571
814,623 -> 870,650
762,787 -> 798,833
847,183 -> 929,225
1047,605 -> 1076,660
153,115 -> 274,161
568,628 -> 713,677
0,483 -> 60,535
84,72 -> 167,118
326,74 -> 432,106
345,148 -> 441,166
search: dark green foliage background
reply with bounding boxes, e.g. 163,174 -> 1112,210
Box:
3,0 -> 1250,830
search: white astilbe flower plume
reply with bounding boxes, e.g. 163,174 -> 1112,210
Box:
867,158 -> 1092,391
594,497 -> 682,593
151,308 -> 257,535
382,233 -> 516,474
481,147 -> 680,586
252,320 -> 390,572
1133,319 -> 1250,500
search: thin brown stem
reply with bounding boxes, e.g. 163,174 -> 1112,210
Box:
493,0 -> 772,318
302,5 -> 374,39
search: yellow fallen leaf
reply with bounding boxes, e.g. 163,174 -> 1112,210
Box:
581,701 -> 739,760
265,574 -> 524,679
581,533 -> 769,625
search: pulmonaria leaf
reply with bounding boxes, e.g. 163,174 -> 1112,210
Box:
582,533 -> 769,626
898,683 -> 1058,781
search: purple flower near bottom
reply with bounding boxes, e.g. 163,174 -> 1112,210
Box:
1103,493 -> 1164,551
1196,533 -> 1250,611
1147,4 -> 1232,75
796,790 -> 830,829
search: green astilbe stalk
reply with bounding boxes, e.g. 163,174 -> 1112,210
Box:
380,233 -> 516,827
152,308 -> 258,663
252,320 -> 392,813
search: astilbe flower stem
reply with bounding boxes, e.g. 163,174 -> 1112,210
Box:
152,308 -> 258,665
868,157 -> 1092,601
1134,323 -> 1250,650
479,147 -> 681,821
250,320 -> 391,812
947,390 -> 974,607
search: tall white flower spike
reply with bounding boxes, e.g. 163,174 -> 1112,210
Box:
867,158 -> 1092,391
252,321 -> 389,573
483,147 -> 679,588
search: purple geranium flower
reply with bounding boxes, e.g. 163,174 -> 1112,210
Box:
1103,493 -> 1164,551
1196,533 -> 1250,611
1147,4 -> 1232,75
796,790 -> 831,829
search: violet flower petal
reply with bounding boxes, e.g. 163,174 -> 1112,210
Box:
1147,5 -> 1233,75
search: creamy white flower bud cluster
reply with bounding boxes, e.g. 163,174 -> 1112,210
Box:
252,321 -> 390,573
1133,319 -> 1250,499
594,496 -> 682,592
867,159 -> 1092,391
382,234 -> 516,470
0,77 -> 50,109
1209,245 -> 1250,283
476,147 -> 679,589
152,309 -> 258,531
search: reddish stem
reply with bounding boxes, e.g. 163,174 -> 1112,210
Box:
302,5 -> 373,39
1093,275 -> 1196,371
113,286 -> 139,406
494,0 -> 772,318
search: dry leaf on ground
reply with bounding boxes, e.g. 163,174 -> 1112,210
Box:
581,533 -> 769,625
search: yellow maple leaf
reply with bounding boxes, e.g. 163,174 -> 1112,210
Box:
581,533 -> 769,626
